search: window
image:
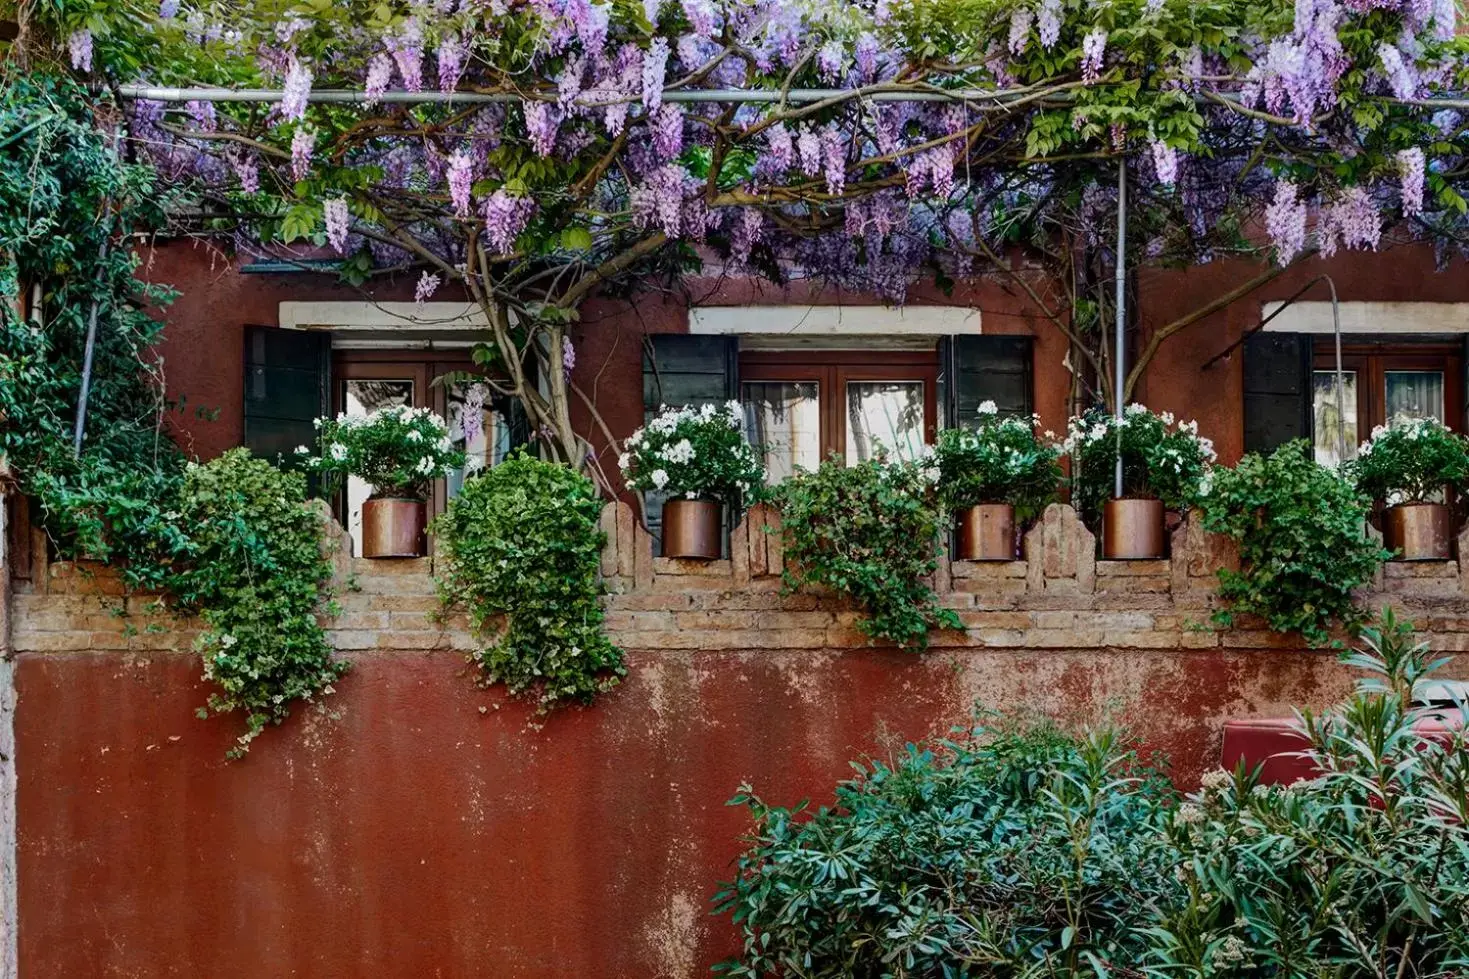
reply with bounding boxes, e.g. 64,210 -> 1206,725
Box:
333,352 -> 509,554
1311,344 -> 1462,466
739,350 -> 939,477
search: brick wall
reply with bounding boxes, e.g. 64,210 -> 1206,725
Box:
14,502 -> 1469,656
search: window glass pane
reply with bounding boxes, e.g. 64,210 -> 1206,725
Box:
342,379 -> 415,556
1312,370 -> 1358,468
445,380 -> 508,500
846,381 -> 925,464
742,381 -> 821,482
1385,370 -> 1445,426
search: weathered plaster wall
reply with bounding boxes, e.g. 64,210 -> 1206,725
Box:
9,504 -> 1469,978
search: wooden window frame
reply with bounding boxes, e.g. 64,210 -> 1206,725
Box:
331,350 -> 497,527
739,350 -> 940,462
1312,343 -> 1464,439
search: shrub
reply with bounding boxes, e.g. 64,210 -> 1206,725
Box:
1201,441 -> 1388,646
168,449 -> 347,758
1146,609 -> 1469,977
714,722 -> 1177,978
431,451 -> 624,709
1064,404 -> 1215,529
300,404 -> 464,500
934,401 -> 1062,521
1350,416 -> 1469,504
620,401 -> 764,506
774,453 -> 960,649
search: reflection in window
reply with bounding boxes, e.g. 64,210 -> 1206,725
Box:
742,382 -> 821,482
1385,370 -> 1445,426
342,379 -> 415,556
1312,370 -> 1358,468
445,381 -> 509,499
847,381 -> 925,464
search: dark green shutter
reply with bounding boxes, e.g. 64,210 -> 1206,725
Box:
950,335 -> 1034,427
243,326 -> 330,463
1242,332 -> 1312,455
641,334 -> 738,543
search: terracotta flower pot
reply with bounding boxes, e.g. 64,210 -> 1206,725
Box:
361,497 -> 427,558
1101,498 -> 1165,560
955,504 -> 1017,561
662,499 -> 723,560
1385,502 -> 1452,561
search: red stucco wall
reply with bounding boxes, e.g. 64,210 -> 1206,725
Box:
15,643 -> 1385,978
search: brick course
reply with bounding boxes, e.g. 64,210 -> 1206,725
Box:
11,502 -> 1469,655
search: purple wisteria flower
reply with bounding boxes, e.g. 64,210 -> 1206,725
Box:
482,191 -> 535,253
1379,43 -> 1419,100
651,104 -> 684,161
290,127 -> 316,181
1399,147 -> 1426,215
562,338 -> 576,378
681,0 -> 719,38
365,54 -> 393,105
642,37 -> 669,109
765,123 -> 793,172
1265,180 -> 1309,263
1038,0 -> 1063,49
415,271 -> 441,307
1081,30 -> 1107,84
69,30 -> 94,72
524,102 -> 560,156
855,33 -> 880,80
796,127 -> 822,176
159,0 -> 180,18
1009,7 -> 1033,55
1320,185 -> 1381,255
437,36 -> 465,92
231,153 -> 260,194
324,198 -> 351,253
821,128 -> 845,195
447,149 -> 474,217
282,58 -> 312,122
1151,140 -> 1179,186
387,19 -> 424,92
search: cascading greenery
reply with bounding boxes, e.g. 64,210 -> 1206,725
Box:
1201,440 -> 1389,646
0,72 -> 187,589
1,75 -> 341,755
774,453 -> 961,649
168,450 -> 348,758
431,451 -> 625,710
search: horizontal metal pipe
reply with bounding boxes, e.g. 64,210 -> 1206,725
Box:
114,84 -> 1044,105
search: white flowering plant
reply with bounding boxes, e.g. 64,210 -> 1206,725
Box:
299,405 -> 465,501
1064,404 -> 1215,528
934,401 -> 1063,521
620,402 -> 765,506
1349,416 -> 1469,504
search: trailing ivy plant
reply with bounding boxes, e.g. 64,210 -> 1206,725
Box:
1201,441 -> 1389,647
431,451 -> 624,709
774,453 -> 960,649
168,450 -> 347,758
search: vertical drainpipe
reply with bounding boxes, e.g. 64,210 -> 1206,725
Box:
1114,159 -> 1128,498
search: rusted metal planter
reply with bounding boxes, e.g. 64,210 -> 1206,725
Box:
1101,498 -> 1166,560
1385,502 -> 1453,561
955,504 -> 1017,561
662,499 -> 723,560
361,497 -> 427,559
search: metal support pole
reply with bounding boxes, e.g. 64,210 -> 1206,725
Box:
1114,159 -> 1127,499
73,236 -> 109,458
1325,275 -> 1345,464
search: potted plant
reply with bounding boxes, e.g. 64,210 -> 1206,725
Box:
934,401 -> 1062,560
300,405 -> 465,558
1064,404 -> 1214,559
620,402 -> 765,559
1350,416 -> 1469,560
